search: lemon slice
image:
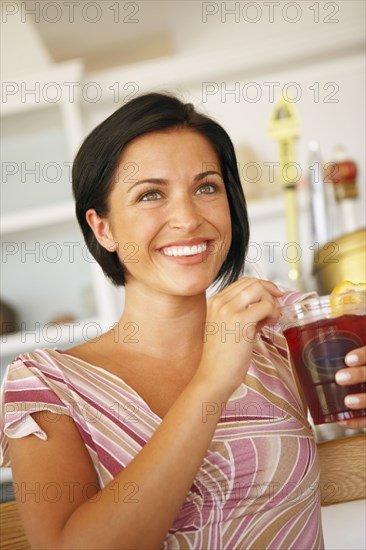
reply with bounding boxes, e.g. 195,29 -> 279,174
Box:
331,280 -> 366,294
330,280 -> 366,311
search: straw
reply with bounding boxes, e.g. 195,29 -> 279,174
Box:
251,261 -> 267,280
251,262 -> 287,308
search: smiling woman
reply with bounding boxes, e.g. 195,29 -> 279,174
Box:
1,92 -> 365,550
85,128 -> 233,298
72,93 -> 248,290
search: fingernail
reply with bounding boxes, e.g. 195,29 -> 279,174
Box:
345,395 -> 360,406
345,353 -> 358,366
335,371 -> 351,383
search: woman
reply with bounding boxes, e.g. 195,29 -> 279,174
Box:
1,93 -> 365,549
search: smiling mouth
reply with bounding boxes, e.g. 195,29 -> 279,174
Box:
159,241 -> 209,257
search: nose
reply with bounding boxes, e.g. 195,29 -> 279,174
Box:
168,193 -> 203,232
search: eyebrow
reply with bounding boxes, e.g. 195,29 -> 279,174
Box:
127,170 -> 223,193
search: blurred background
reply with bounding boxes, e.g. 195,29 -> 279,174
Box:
0,1 -> 365,545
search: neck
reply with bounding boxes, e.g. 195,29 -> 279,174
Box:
111,283 -> 207,363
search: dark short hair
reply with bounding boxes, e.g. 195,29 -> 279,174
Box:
72,92 -> 249,290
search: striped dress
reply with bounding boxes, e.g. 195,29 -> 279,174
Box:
0,291 -> 324,549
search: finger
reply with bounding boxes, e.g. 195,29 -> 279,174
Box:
335,366 -> 366,385
345,346 -> 366,367
237,286 -> 280,323
238,300 -> 279,328
258,280 -> 285,297
344,392 -> 366,409
218,277 -> 284,300
337,417 -> 366,430
225,280 -> 280,310
209,280 -> 281,330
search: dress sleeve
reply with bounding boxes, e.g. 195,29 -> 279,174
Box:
0,357 -> 70,467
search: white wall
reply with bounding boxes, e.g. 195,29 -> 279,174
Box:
0,0 -> 52,77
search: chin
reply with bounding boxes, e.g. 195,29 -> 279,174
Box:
168,276 -> 215,297
176,287 -> 207,297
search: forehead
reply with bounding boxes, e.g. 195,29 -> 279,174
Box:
119,128 -> 221,168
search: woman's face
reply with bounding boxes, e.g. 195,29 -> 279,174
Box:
93,128 -> 232,297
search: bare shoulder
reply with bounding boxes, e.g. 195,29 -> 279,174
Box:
8,411 -> 99,548
63,337 -> 102,363
63,339 -> 110,365
61,332 -> 136,380
62,328 -> 123,364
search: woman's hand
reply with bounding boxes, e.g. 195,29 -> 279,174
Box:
195,278 -> 284,398
335,345 -> 366,429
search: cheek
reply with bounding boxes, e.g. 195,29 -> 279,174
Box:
206,201 -> 232,255
218,200 -> 232,236
113,213 -> 162,258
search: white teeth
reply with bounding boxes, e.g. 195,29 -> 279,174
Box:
160,242 -> 208,257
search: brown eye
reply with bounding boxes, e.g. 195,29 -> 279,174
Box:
196,183 -> 217,194
139,191 -> 162,202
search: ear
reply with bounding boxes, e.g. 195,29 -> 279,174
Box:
85,208 -> 117,252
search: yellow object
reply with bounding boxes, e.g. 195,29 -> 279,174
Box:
312,229 -> 366,294
330,280 -> 366,310
267,95 -> 302,290
331,281 -> 366,294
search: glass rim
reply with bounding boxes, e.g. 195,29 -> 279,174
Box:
278,291 -> 366,322
280,290 -> 366,310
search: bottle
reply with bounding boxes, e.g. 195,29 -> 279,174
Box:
325,145 -> 359,235
308,140 -> 330,247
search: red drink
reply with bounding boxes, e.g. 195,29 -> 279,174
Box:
283,313 -> 366,424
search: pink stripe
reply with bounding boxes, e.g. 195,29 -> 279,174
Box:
74,420 -> 124,477
4,389 -> 64,407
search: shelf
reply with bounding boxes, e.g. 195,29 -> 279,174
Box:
1,316 -> 113,358
0,201 -> 76,235
0,59 -> 121,380
89,24 -> 365,99
0,60 -> 83,117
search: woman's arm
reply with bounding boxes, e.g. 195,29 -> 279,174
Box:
9,377 -> 230,550
9,278 -> 282,549
335,345 -> 366,429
